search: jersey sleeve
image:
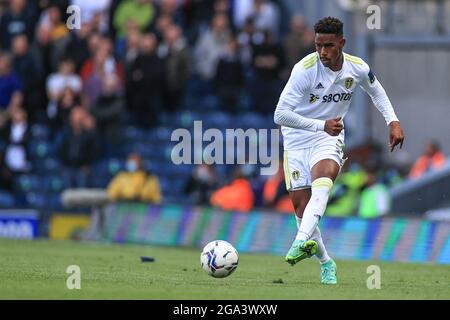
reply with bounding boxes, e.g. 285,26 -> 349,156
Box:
359,61 -> 399,125
274,63 -> 325,132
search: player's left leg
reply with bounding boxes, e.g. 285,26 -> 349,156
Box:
296,159 -> 339,241
296,159 -> 340,284
289,188 -> 337,284
285,189 -> 318,265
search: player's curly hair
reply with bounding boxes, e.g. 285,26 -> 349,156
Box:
314,17 -> 343,35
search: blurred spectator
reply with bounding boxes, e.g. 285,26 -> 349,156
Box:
64,23 -> 96,73
107,0 -> 123,39
0,0 -> 37,50
214,0 -> 234,32
113,0 -> 156,38
214,37 -> 244,113
81,36 -> 125,107
90,74 -> 124,146
243,163 -> 265,207
52,87 -> 81,132
35,3 -> 70,72
409,140 -> 446,179
36,4 -> 69,43
250,0 -> 280,40
234,0 -> 279,40
210,166 -> 254,212
46,57 -> 82,120
0,151 -> 14,192
58,107 -> 99,188
326,165 -> 367,217
0,53 -> 23,128
250,30 -> 284,114
71,0 -> 112,34
152,13 -> 173,42
262,161 -> 293,213
183,0 -> 215,45
122,28 -> 141,69
156,0 -> 185,28
194,13 -> 231,81
233,0 -> 255,30
107,152 -> 162,203
1,107 -> 30,174
158,25 -> 191,111
127,33 -> 165,127
282,15 -> 314,77
358,168 -> 390,218
11,34 -> 44,120
184,164 -> 218,205
236,17 -> 263,67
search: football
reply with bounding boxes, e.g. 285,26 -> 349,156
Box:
200,240 -> 239,278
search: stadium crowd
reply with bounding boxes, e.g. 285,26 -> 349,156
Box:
0,0 -> 447,218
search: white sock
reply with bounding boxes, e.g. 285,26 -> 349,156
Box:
311,226 -> 331,264
296,178 -> 333,241
295,216 -> 331,264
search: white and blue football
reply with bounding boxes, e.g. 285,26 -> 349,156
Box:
200,240 -> 239,278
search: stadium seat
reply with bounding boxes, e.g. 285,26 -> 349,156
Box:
47,193 -> 63,210
14,174 -> 40,193
25,192 -> 46,209
234,113 -> 268,129
28,140 -> 54,159
0,191 -> 14,208
32,157 -> 61,174
155,126 -> 174,142
123,125 -> 146,142
201,111 -> 232,128
197,95 -> 219,111
158,178 -> 172,196
39,175 -> 65,193
30,124 -> 50,140
173,110 -> 204,128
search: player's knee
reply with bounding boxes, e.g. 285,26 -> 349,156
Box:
311,177 -> 333,193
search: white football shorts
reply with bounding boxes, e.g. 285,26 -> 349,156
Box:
283,139 -> 346,191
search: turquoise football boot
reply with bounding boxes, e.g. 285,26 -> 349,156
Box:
321,259 -> 337,284
285,239 -> 318,265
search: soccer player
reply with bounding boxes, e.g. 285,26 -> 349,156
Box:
274,17 -> 404,284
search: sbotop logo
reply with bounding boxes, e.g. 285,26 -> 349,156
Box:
170,121 -> 280,176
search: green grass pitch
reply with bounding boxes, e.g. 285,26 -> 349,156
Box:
0,238 -> 448,299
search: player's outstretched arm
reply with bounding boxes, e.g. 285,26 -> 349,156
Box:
359,66 -> 405,152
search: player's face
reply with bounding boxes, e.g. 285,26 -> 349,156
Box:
315,33 -> 345,70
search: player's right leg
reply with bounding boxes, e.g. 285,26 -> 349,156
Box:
284,144 -> 341,282
283,150 -> 318,265
288,189 -> 332,269
285,189 -> 318,265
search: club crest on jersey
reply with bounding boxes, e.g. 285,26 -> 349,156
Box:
292,170 -> 300,180
344,77 -> 354,89
309,93 -> 319,104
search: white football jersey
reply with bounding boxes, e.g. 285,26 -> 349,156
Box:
276,51 -> 398,150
